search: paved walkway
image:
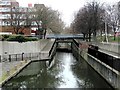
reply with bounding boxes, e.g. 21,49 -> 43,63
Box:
0,60 -> 29,87
91,42 -> 120,58
1,61 -> 21,74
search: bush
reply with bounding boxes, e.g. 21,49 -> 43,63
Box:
2,35 -> 10,39
7,35 -> 26,43
6,35 -> 38,42
0,35 -> 2,41
1,35 -> 10,41
25,37 -> 38,41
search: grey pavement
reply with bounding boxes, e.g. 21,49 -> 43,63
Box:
0,61 -> 21,78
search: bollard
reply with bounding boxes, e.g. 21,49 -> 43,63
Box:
6,70 -> 10,76
25,60 -> 27,63
22,53 -> 24,61
9,55 -> 11,62
29,53 -> 31,60
20,61 -> 23,66
14,65 -> 17,70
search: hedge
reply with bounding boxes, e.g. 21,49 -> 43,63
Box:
4,35 -> 38,43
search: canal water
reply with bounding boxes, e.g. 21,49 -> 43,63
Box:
3,52 -> 113,89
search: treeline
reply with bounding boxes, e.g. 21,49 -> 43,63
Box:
71,1 -> 120,41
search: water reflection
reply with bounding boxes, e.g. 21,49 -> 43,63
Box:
3,60 -> 62,89
57,53 -> 78,88
3,52 -> 113,89
71,55 -> 112,88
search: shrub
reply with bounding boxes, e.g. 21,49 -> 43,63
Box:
6,35 -> 38,42
1,35 -> 10,41
7,35 -> 26,43
25,37 -> 38,41
2,34 -> 10,39
0,35 -> 2,41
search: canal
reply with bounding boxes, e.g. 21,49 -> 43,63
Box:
3,52 -> 113,89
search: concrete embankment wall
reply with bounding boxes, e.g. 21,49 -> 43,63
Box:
71,40 -> 120,89
0,40 -> 49,55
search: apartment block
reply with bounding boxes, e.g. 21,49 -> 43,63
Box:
0,0 -> 46,35
0,0 -> 32,35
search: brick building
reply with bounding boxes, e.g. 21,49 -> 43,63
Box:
0,0 -> 19,26
0,0 -> 32,35
0,0 -> 46,36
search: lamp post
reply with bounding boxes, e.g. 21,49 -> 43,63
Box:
118,2 -> 120,32
104,11 -> 108,43
105,21 -> 108,42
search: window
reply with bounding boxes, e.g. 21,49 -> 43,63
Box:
0,1 -> 11,5
0,7 -> 11,12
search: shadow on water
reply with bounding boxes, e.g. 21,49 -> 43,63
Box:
2,52 -> 114,89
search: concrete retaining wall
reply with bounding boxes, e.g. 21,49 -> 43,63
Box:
0,40 -> 49,55
72,40 -> 120,89
87,54 -> 120,89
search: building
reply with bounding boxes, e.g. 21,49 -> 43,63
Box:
0,0 -> 19,26
0,0 -> 32,35
0,0 -> 46,36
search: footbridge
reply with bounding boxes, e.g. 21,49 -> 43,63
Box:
46,34 -> 86,51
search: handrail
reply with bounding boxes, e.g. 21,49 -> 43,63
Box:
0,52 -> 47,62
49,39 -> 56,56
88,47 -> 120,72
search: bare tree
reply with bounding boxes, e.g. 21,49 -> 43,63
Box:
72,1 -> 105,41
33,5 -> 64,38
72,7 -> 90,41
87,2 -> 105,41
24,8 -> 33,27
11,7 -> 24,34
32,5 -> 45,38
47,10 -> 64,34
105,4 -> 119,40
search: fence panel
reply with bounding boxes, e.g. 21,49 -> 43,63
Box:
88,47 -> 120,72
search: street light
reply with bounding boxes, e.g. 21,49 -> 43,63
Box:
117,2 -> 120,31
104,11 -> 108,43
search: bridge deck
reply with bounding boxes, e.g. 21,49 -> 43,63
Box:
46,34 -> 87,39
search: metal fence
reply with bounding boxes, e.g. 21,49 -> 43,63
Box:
88,47 -> 120,72
0,52 -> 49,63
0,40 -> 56,63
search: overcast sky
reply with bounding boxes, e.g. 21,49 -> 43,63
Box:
17,0 -> 119,26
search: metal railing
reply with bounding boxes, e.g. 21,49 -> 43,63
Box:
88,47 -> 120,72
0,52 -> 49,63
